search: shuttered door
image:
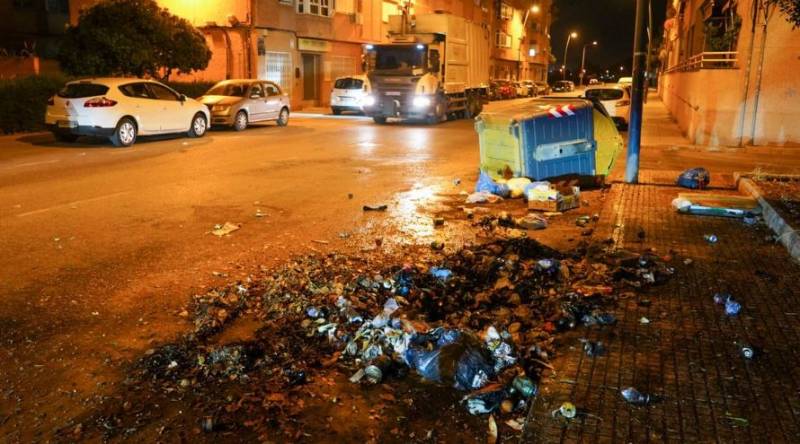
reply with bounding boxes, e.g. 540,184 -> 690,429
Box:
265,52 -> 292,96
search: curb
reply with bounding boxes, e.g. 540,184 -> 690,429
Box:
735,174 -> 800,262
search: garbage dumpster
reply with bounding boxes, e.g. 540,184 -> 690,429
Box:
475,98 -> 621,180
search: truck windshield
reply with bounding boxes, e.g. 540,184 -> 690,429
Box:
373,45 -> 426,71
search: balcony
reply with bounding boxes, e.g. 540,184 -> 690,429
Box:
664,51 -> 738,73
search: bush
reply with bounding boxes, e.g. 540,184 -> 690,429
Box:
166,81 -> 216,99
0,75 -> 68,134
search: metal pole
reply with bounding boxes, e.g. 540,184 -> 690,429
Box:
625,0 -> 647,184
562,34 -> 572,80
580,45 -> 587,86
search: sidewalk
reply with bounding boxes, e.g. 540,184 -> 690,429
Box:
522,97 -> 800,442
608,94 -> 800,187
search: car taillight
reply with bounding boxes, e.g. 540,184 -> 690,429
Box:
616,100 -> 630,107
84,97 -> 117,107
47,96 -> 55,106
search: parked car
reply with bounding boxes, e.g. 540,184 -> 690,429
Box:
512,82 -> 528,98
588,78 -> 600,85
45,78 -> 209,147
552,80 -> 575,92
584,84 -> 630,130
520,80 -> 536,97
617,76 -> 633,87
491,80 -> 516,99
330,75 -> 370,115
200,80 -> 290,131
533,81 -> 551,95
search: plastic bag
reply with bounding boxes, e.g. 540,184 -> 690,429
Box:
676,168 -> 710,189
475,171 -> 510,197
506,177 -> 532,198
405,331 -> 496,391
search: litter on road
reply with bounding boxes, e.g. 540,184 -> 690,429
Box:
211,222 -> 241,236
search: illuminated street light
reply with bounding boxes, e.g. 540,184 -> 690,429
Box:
578,40 -> 598,86
562,31 -> 578,80
518,3 -> 543,81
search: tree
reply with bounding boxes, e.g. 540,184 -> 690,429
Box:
58,0 -> 211,79
769,0 -> 800,27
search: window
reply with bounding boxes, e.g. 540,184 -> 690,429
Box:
58,83 -> 109,98
279,0 -> 292,5
265,83 -> 281,96
334,78 -> 363,89
499,2 -> 512,20
250,83 -> 265,98
382,1 -> 397,23
336,0 -> 355,14
119,83 -> 152,99
265,52 -> 292,96
297,0 -> 335,16
147,84 -> 180,101
495,31 -> 511,48
331,55 -> 358,80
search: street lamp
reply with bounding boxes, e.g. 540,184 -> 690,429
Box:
517,4 -> 542,81
578,40 -> 597,86
562,31 -> 578,80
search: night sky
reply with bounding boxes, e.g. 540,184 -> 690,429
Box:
549,0 -> 667,76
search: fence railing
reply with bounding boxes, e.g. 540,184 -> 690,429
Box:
664,51 -> 738,73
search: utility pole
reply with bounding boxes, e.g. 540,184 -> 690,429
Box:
562,31 -> 577,80
579,41 -> 597,87
625,0 -> 647,184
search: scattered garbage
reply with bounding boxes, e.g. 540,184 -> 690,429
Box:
506,177 -> 532,198
476,171 -> 511,198
363,204 -> 388,211
639,316 -> 651,324
433,217 -> 445,227
466,191 -> 503,204
527,181 -> 581,212
676,167 -> 710,189
621,387 -> 659,406
553,402 -> 577,419
211,222 -> 241,237
740,344 -> 760,360
725,298 -> 742,316
580,339 -> 605,357
576,215 -> 591,227
430,267 -> 453,281
672,197 -> 754,218
515,214 -> 548,230
704,234 -> 718,244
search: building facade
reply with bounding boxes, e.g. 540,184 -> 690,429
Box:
4,0 -> 550,108
659,0 -> 800,146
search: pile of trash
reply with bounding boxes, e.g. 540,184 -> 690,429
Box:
100,236 -> 677,440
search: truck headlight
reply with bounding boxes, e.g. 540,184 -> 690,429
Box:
361,95 -> 376,107
412,96 -> 432,108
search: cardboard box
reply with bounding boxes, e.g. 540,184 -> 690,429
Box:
527,185 -> 581,212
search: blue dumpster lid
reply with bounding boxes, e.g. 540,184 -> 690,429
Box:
478,97 -> 594,125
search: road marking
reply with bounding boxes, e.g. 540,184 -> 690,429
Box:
16,190 -> 130,218
3,159 -> 60,169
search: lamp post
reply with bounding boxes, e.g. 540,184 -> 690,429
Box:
517,4 -> 541,81
578,40 -> 597,87
562,31 -> 578,80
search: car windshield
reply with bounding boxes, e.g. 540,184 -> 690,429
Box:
58,83 -> 109,98
586,89 -> 624,101
374,45 -> 426,71
334,78 -> 364,89
206,83 -> 249,97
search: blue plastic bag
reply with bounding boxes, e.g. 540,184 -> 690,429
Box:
677,168 -> 710,189
475,171 -> 510,197
404,331 -> 496,391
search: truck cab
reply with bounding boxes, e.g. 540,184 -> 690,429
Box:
360,13 -> 489,124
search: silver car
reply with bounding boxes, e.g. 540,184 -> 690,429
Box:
200,80 -> 290,131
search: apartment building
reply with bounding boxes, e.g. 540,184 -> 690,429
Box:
489,0 -> 551,82
659,0 -> 799,146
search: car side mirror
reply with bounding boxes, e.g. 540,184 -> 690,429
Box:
179,94 -> 187,102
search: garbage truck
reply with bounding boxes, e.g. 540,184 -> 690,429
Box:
360,11 -> 490,124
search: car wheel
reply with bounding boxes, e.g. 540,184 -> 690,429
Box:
233,110 -> 248,131
276,107 -> 289,126
427,101 -> 444,125
332,107 -> 342,115
53,132 -> 78,143
373,116 -> 387,124
188,113 -> 207,138
110,117 -> 137,147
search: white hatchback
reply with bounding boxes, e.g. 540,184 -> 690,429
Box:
585,85 -> 631,130
46,78 -> 210,147
330,75 -> 370,115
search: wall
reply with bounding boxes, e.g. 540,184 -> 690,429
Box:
660,0 -> 800,146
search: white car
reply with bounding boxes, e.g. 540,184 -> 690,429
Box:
617,76 -> 633,87
46,78 -> 210,147
200,80 -> 290,130
330,75 -> 370,115
585,85 -> 631,130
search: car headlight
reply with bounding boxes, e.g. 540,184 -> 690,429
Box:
212,105 -> 231,114
361,95 -> 376,107
412,95 -> 431,108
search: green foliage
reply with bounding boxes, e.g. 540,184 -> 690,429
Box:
57,0 -> 211,79
769,0 -> 800,27
0,75 -> 68,133
165,81 -> 216,99
704,15 -> 742,51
